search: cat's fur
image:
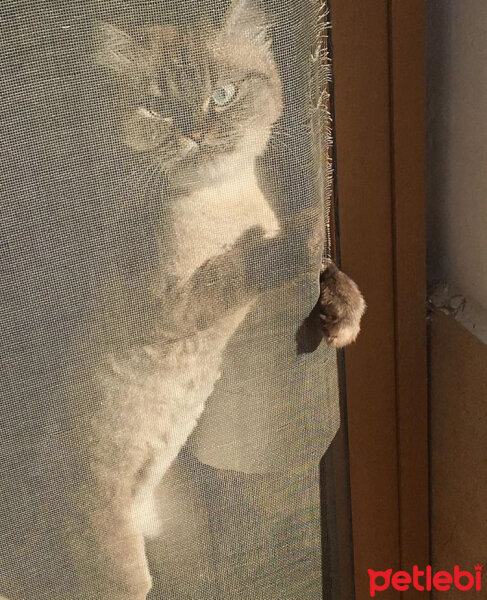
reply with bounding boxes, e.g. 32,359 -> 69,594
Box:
68,4 -> 285,599
0,2 -> 364,598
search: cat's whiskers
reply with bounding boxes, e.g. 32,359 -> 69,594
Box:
131,164 -> 160,194
271,137 -> 315,170
268,131 -> 303,164
270,123 -> 317,167
272,121 -> 313,137
112,164 -> 153,205
115,163 -> 164,212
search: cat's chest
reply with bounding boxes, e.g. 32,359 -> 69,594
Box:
168,174 -> 279,282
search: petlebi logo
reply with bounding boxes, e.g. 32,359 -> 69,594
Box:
368,564 -> 483,596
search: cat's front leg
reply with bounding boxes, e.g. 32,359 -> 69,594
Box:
316,261 -> 366,347
68,466 -> 153,600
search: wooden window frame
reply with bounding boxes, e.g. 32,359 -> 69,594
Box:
327,2 -> 428,598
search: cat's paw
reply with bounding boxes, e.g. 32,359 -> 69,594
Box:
317,262 -> 366,348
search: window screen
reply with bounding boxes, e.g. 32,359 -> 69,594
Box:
0,1 -> 342,599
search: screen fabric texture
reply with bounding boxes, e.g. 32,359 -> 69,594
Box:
0,1 -> 341,599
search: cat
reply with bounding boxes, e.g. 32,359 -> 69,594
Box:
63,4 -> 285,599
0,1 -> 364,599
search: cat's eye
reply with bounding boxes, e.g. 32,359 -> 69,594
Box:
211,83 -> 237,107
138,99 -> 173,124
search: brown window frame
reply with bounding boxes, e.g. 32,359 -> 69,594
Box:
328,2 -> 428,598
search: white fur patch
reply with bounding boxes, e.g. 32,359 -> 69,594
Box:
328,295 -> 366,348
170,168 -> 280,282
126,303 -> 253,538
329,323 -> 361,348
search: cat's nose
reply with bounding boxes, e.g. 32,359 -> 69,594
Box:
189,130 -> 203,142
174,111 -> 207,142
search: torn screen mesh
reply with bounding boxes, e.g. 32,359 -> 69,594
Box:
0,1 -> 341,599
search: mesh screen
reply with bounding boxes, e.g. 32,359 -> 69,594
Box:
0,1 -> 341,598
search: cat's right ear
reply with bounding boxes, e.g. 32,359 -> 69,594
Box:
223,0 -> 271,49
94,23 -> 137,74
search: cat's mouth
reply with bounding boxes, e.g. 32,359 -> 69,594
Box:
153,136 -> 237,184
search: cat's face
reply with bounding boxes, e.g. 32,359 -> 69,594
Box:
96,1 -> 283,187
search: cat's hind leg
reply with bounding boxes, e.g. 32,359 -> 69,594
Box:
67,456 -> 153,600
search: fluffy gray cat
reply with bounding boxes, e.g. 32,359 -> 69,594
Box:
0,1 -> 364,599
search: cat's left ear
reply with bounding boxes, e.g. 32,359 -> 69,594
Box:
223,0 -> 272,52
94,22 -> 138,74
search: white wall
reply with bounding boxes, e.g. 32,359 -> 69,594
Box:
427,0 -> 487,313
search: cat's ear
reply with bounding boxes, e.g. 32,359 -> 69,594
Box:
94,23 -> 138,74
223,0 -> 271,50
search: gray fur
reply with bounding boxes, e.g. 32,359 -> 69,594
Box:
62,3 -> 283,599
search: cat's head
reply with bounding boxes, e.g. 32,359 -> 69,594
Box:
95,0 -> 283,187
